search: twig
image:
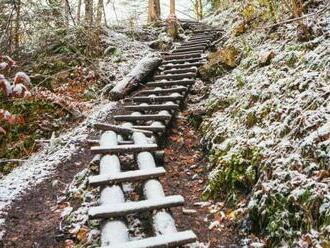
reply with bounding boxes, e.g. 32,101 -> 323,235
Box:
258,2 -> 330,30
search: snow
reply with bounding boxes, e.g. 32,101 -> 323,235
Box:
200,0 -> 330,246
0,102 -> 117,214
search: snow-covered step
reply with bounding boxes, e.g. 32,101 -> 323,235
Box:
94,123 -> 154,136
90,143 -> 158,154
124,103 -> 179,111
146,79 -> 195,87
181,41 -> 210,46
161,68 -> 197,74
137,86 -> 188,95
162,57 -> 205,64
174,46 -> 206,53
161,62 -> 205,69
129,94 -> 184,103
154,72 -> 196,80
114,112 -> 172,122
102,231 -> 197,248
187,37 -> 212,43
89,195 -> 184,218
89,167 -> 166,186
164,52 -> 201,60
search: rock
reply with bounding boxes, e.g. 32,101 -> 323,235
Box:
259,51 -> 276,66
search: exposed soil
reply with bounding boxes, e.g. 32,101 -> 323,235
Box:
2,143 -> 91,248
161,113 -> 241,248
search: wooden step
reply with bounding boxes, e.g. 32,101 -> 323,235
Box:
162,57 -> 205,65
89,167 -> 166,186
174,47 -> 205,53
91,144 -> 158,154
181,41 -> 210,46
146,79 -> 195,87
133,125 -> 166,132
154,72 -> 196,80
171,50 -> 204,55
187,38 -> 212,43
137,86 -> 187,95
89,195 -> 184,218
103,231 -> 197,248
94,123 -> 154,136
162,62 -> 204,69
164,53 -> 201,60
161,68 -> 197,74
129,95 -> 183,103
124,103 -> 179,111
114,113 -> 172,121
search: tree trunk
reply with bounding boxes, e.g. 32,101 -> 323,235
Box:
96,0 -> 103,27
64,0 -> 70,27
77,0 -> 82,23
84,0 -> 94,27
14,0 -> 21,51
148,0 -> 160,23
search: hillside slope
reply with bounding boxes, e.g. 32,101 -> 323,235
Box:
197,1 -> 329,247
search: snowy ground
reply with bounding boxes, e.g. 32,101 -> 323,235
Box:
0,29 -> 151,215
198,1 -> 330,246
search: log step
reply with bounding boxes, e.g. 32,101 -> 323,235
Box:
129,95 -> 183,103
161,68 -> 197,74
174,47 -> 206,53
114,113 -> 172,121
137,86 -> 188,95
94,123 -> 154,136
171,50 -> 204,55
178,43 -> 208,50
146,79 -> 195,87
89,195 -> 184,218
133,125 -> 166,132
89,167 -> 166,186
103,231 -> 197,248
162,57 -> 205,65
193,28 -> 222,33
181,41 -> 210,46
164,53 -> 201,60
124,103 -> 179,111
154,72 -> 196,80
162,62 -> 205,69
91,143 -> 158,154
187,38 -> 212,43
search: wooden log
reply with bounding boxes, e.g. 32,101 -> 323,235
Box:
91,144 -> 158,154
102,231 -> 197,248
133,125 -> 166,132
94,123 -> 154,136
161,68 -> 196,74
172,49 -> 204,55
137,86 -> 187,95
114,113 -> 172,122
89,167 -> 166,186
124,103 -> 179,111
109,54 -> 161,100
164,53 -> 201,60
129,95 -> 183,103
161,62 -> 204,69
154,72 -> 196,80
162,57 -> 205,64
89,195 -> 184,218
146,79 -> 195,87
174,46 -> 206,53
87,139 -> 134,145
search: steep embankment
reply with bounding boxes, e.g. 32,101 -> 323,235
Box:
195,1 -> 329,247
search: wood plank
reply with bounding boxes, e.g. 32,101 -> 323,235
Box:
129,95 -> 183,103
94,123 -> 154,136
91,144 -> 158,154
124,103 -> 179,111
161,68 -> 196,74
89,167 -> 166,186
146,79 -> 195,87
154,72 -> 196,80
162,57 -> 205,65
174,46 -> 206,53
133,125 -> 166,132
164,53 -> 201,60
102,231 -> 197,248
114,113 -> 172,122
137,86 -> 187,95
89,195 -> 184,218
161,62 -> 204,69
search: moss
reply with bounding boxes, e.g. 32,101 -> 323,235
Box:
203,147 -> 262,201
